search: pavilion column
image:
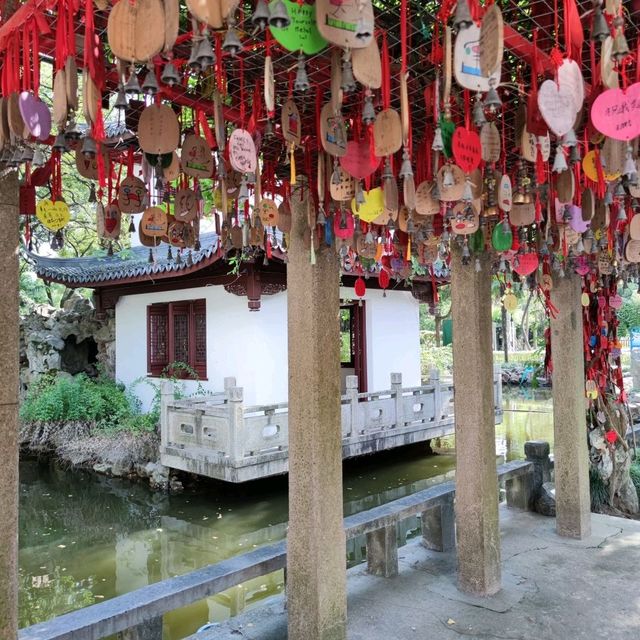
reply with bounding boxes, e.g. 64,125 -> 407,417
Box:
550,273 -> 591,539
0,170 -> 20,639
451,249 -> 501,596
286,183 -> 347,640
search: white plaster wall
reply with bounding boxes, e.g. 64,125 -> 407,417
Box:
115,286 -> 288,410
339,286 -> 422,391
116,284 -> 421,410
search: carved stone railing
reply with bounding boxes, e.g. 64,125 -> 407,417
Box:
19,441 -> 549,640
160,368 -> 503,482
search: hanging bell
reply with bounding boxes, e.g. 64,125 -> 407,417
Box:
381,158 -> 394,181
268,0 -> 291,29
331,159 -> 342,185
453,0 -> 473,31
124,68 -> 141,96
552,146 -> 568,173
89,183 -> 97,203
604,185 -> 614,205
294,53 -> 310,93
570,144 -> 581,164
355,182 -> 365,206
432,126 -> 444,152
461,179 -> 473,202
590,5 -> 610,43
238,175 -> 249,204
406,214 -> 415,234
81,135 -> 97,159
9,148 -> 22,167
317,205 -> 327,225
473,96 -> 487,127
355,15 -> 373,41
161,61 -> 181,87
264,119 -> 275,139
52,132 -> 68,152
187,40 -> 202,74
611,20 -> 630,62
398,149 -> 413,179
167,246 -> 173,261
251,0 -> 270,32
442,166 -> 455,188
196,35 -> 216,70
362,94 -> 376,125
142,68 -> 159,95
615,181 -> 626,197
483,84 -> 502,113
64,119 -> 83,143
341,56 -> 356,93
21,146 -> 34,164
617,203 -> 627,222
562,128 -> 577,148
114,85 -> 129,110
32,147 -> 46,167
222,20 -> 243,56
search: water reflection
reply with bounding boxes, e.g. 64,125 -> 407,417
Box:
19,389 -> 553,639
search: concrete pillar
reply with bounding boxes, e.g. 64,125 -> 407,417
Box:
286,183 -> 347,640
366,525 -> 398,577
450,249 -> 501,596
0,171 -> 20,640
550,274 -> 591,539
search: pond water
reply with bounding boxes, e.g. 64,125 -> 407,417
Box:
19,388 -> 553,638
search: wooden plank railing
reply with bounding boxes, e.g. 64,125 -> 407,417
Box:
19,441 -> 552,640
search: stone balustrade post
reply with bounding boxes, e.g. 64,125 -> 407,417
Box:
227,386 -> 245,462
493,363 -> 503,413
159,380 -> 174,447
224,376 -> 237,392
366,525 -> 399,577
429,369 -> 442,422
391,372 -> 403,428
345,375 -> 359,437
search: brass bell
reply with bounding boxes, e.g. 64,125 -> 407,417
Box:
21,146 -> 34,163
453,0 -> 473,31
611,23 -> 630,62
222,20 -> 243,57
362,94 -> 376,125
264,119 -> 275,139
251,0 -> 270,32
432,126 -> 444,152
64,118 -> 83,143
483,84 -> 502,114
187,41 -> 202,74
399,149 -> 413,179
268,0 -> 291,29
124,68 -> 141,96
32,148 -> 46,167
381,158 -> 394,181
294,53 -> 310,93
341,56 -> 356,93
196,35 -> 216,70
52,132 -> 68,152
114,85 -> 128,110
81,135 -> 97,159
161,61 -> 181,87
141,68 -> 159,95
512,191 -> 527,204
590,4 -> 610,43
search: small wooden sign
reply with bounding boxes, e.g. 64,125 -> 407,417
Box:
436,164 -> 466,202
19,92 -> 51,141
415,181 -> 440,217
351,187 -> 384,223
181,134 -> 214,178
479,4 -> 504,77
454,23 -> 501,92
52,70 -> 67,128
164,151 -> 181,182
480,122 -> 501,163
174,188 -> 198,222
601,136 -> 626,176
264,56 -> 275,114
320,102 -> 348,157
352,37 -> 382,89
512,252 -> 539,276
277,200 -> 292,233
340,139 -> 381,179
582,150 -> 620,182
521,130 -> 551,163
118,176 -> 147,213
581,188 -> 595,220
330,49 -> 342,113
509,202 -> 535,227
269,0 -> 327,54
316,0 -> 374,49
7,92 -> 24,138
138,104 -> 180,154
164,0 -> 180,52
256,198 -> 279,226
450,203 -> 479,235
107,0 -> 165,62
281,99 -> 301,146
601,36 -> 619,90
625,239 -> 640,263
498,175 -> 512,212
556,169 -> 575,204
140,206 -> 168,237
186,0 -> 238,30
75,148 -> 109,180
557,59 -> 584,114
103,201 -> 122,239
229,128 -> 257,174
373,109 -> 402,157
629,215 -> 640,241
537,79 -> 577,137
329,165 -> 355,201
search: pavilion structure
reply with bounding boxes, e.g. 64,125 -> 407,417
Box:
1,0 -> 639,638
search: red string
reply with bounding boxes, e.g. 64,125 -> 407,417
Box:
381,31 -> 391,110
239,56 -> 246,128
400,0 -> 408,75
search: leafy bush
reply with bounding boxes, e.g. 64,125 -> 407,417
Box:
421,346 -> 453,380
590,466 -> 610,512
20,373 -> 155,434
630,455 -> 640,504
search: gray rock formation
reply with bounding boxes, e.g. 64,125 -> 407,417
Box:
20,292 -> 115,393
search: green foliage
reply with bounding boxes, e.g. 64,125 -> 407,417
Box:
421,346 -> 453,380
20,373 -> 155,435
617,293 -> 640,337
630,454 -> 640,504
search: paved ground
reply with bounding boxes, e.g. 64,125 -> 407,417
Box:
193,507 -> 640,639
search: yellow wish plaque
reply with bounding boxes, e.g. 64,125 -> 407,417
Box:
36,199 -> 70,231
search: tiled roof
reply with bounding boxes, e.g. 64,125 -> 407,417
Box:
27,233 -> 221,286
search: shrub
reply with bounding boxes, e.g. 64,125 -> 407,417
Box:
421,345 -> 453,380
20,373 -> 155,434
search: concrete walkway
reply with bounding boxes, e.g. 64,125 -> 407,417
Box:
193,506 -> 640,640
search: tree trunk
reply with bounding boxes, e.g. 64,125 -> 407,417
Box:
520,290 -> 534,351
435,316 -> 442,347
501,304 -> 509,363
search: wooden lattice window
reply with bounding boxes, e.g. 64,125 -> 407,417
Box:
146,300 -> 207,379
